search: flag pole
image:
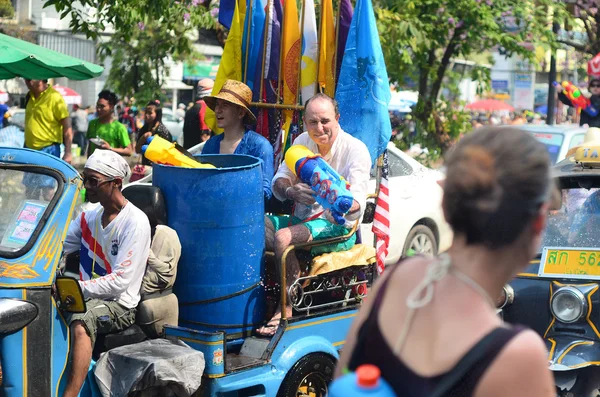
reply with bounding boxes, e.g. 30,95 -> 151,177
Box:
277,0 -> 285,105
259,0 -> 272,103
332,0 -> 341,96
243,0 -> 254,84
297,0 -> 306,106
315,0 -> 323,94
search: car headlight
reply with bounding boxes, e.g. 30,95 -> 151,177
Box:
551,287 -> 587,323
0,299 -> 38,335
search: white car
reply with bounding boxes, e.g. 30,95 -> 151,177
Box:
519,124 -> 587,165
162,108 -> 184,146
360,143 -> 452,265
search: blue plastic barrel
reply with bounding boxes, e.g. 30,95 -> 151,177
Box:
152,154 -> 265,336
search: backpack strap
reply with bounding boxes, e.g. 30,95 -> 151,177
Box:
431,326 -> 525,397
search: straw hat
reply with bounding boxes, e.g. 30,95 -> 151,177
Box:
204,79 -> 256,124
566,127 -> 600,157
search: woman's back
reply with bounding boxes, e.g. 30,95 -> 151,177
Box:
344,256 -> 553,396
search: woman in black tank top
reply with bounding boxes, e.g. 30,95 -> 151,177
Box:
335,127 -> 556,397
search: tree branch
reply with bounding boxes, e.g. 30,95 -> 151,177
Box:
418,48 -> 435,101
430,31 -> 459,108
556,38 -> 589,53
582,15 -> 596,45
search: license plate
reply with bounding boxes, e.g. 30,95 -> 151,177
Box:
539,247 -> 600,280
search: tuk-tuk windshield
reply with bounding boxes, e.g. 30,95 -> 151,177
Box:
0,168 -> 58,254
542,187 -> 600,250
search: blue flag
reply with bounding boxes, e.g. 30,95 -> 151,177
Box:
218,0 -> 236,29
335,0 -> 391,165
242,0 -> 266,92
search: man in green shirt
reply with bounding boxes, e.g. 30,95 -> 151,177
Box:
87,90 -> 132,157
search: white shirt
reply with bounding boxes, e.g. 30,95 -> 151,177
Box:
64,202 -> 151,309
273,129 -> 371,224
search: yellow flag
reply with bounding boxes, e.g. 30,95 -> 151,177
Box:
318,0 -> 335,97
281,0 -> 301,147
205,0 -> 246,133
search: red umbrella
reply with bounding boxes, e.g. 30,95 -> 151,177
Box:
52,85 -> 82,105
465,99 -> 514,112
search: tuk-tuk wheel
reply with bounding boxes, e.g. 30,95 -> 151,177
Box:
277,353 -> 335,397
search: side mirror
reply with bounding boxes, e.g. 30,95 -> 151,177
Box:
56,276 -> 86,313
362,201 -> 376,224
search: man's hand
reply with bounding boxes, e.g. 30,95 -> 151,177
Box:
62,152 -> 72,164
323,209 -> 337,224
288,183 -> 317,205
99,140 -> 112,150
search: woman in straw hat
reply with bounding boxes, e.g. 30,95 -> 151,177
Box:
202,79 -> 274,201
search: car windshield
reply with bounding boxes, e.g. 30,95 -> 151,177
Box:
0,168 -> 58,254
531,132 -> 564,165
542,187 -> 600,250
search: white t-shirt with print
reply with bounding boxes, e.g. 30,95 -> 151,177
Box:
64,202 -> 151,309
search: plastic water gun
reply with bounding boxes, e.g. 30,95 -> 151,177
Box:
555,81 -> 599,116
141,135 -> 215,169
329,364 -> 396,397
284,145 -> 353,225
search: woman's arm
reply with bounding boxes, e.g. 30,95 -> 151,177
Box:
136,131 -> 152,154
474,330 -> 554,397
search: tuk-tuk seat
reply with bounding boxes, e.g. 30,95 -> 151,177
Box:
123,184 -> 179,338
308,244 -> 376,278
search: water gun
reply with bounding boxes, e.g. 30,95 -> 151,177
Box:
284,145 -> 353,225
555,81 -> 599,116
329,364 -> 396,397
141,135 -> 215,169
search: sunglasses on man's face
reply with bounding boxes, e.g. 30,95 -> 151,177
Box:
591,84 -> 600,88
83,176 -> 116,188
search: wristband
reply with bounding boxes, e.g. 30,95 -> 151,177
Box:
285,186 -> 293,199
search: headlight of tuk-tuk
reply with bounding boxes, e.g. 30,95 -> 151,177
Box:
496,285 -> 515,309
551,287 -> 587,323
0,299 -> 38,335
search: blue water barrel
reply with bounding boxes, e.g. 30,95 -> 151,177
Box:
153,154 -> 265,336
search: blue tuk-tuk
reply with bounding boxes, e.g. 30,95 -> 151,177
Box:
0,147 -> 378,396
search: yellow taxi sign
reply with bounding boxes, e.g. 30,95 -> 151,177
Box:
540,247 -> 600,279
575,145 -> 600,166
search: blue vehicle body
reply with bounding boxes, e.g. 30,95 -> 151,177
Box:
0,147 -> 374,396
0,148 -> 80,397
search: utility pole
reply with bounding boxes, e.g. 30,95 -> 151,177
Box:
547,21 -> 560,126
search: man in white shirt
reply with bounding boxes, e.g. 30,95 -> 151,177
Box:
62,149 -> 151,397
258,93 -> 371,336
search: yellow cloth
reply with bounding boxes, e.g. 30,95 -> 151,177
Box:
318,0 -> 335,97
205,0 -> 246,134
280,0 -> 301,149
25,86 -> 69,150
309,244 -> 376,277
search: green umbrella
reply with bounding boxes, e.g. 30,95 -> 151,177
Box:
0,33 -> 104,80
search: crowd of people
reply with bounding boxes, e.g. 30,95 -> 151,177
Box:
0,78 -> 220,173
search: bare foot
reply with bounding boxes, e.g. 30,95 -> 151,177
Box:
256,306 -> 293,336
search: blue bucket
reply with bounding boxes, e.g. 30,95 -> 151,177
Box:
153,154 -> 265,336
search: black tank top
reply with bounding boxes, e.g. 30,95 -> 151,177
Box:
347,264 -> 524,396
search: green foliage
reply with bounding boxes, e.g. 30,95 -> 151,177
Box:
0,0 -> 14,18
376,0 -> 567,155
44,0 -> 216,101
